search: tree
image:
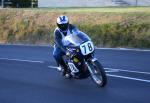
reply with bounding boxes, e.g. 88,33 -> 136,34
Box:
12,0 -> 31,8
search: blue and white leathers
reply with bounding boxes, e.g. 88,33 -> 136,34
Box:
53,24 -> 79,67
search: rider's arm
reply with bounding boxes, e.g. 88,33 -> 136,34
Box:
54,30 -> 66,52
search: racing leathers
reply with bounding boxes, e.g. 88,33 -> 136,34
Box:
53,24 -> 79,75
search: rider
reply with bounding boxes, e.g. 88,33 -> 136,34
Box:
53,15 -> 79,78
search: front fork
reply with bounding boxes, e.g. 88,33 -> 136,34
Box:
85,58 -> 98,75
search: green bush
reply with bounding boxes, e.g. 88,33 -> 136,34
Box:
0,9 -> 150,48
76,22 -> 150,48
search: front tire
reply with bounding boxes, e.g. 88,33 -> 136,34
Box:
88,60 -> 107,87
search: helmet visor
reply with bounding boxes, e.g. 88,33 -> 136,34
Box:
58,23 -> 69,31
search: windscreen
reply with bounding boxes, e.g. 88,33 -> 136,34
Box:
62,32 -> 91,46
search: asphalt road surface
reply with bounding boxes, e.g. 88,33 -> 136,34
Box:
0,45 -> 150,103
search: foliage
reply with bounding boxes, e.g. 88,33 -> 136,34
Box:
0,8 -> 150,48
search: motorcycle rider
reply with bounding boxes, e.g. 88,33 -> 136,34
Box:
53,15 -> 79,78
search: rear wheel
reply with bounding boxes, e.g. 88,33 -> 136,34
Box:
88,60 -> 107,87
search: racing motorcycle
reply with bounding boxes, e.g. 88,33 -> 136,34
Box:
58,32 -> 107,87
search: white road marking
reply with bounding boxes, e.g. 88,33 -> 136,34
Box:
48,66 -> 62,71
105,69 -> 120,73
1,44 -> 150,52
105,68 -> 150,75
0,44 -> 50,47
48,65 -> 150,83
48,66 -> 58,69
96,47 -> 150,52
107,74 -> 150,83
0,58 -> 44,63
48,66 -> 150,75
48,66 -> 120,73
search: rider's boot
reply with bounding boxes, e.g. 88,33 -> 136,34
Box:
64,68 -> 72,79
59,65 -> 72,79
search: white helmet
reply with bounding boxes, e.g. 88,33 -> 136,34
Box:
56,15 -> 69,31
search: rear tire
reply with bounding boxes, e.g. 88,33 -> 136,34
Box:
88,60 -> 107,87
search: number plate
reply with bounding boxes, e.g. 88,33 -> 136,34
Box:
80,41 -> 94,55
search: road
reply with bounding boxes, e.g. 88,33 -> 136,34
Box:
0,45 -> 150,103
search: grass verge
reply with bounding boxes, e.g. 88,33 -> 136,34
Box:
0,7 -> 150,48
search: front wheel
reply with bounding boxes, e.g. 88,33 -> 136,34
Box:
87,60 -> 107,87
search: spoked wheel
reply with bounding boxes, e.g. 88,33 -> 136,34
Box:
88,60 -> 107,87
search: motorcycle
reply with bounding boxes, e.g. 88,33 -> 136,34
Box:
58,31 -> 107,87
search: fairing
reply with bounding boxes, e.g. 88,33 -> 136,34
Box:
62,31 -> 91,47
